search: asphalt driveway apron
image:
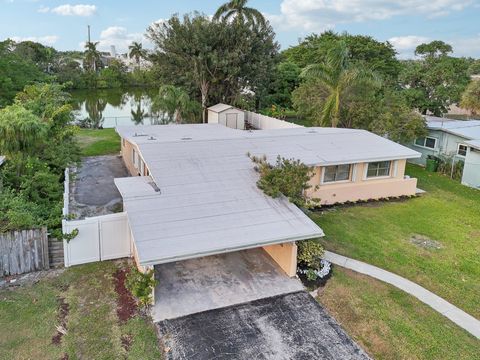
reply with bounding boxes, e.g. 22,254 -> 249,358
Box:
158,291 -> 370,360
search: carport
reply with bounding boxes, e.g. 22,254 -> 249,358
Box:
115,173 -> 323,320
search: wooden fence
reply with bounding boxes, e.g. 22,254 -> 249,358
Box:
0,228 -> 49,277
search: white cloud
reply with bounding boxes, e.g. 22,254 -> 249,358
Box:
51,4 -> 96,17
267,0 -> 473,33
450,34 -> 480,57
388,35 -> 430,58
11,35 -> 59,45
80,26 -> 149,53
37,5 -> 49,13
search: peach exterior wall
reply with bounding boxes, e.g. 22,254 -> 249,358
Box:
262,242 -> 298,277
307,160 -> 417,205
121,138 -> 150,177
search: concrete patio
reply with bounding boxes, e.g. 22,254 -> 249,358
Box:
69,155 -> 129,219
152,248 -> 304,322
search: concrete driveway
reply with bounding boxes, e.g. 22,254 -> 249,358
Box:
69,155 -> 129,219
152,248 -> 304,322
158,291 -> 370,360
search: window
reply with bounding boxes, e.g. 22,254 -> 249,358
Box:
366,161 -> 391,178
457,144 -> 468,157
414,136 -> 437,149
323,164 -> 352,183
132,149 -> 137,168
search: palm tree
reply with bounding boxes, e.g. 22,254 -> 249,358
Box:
301,41 -> 380,127
84,41 -> 101,72
213,0 -> 266,28
152,85 -> 201,124
128,42 -> 146,67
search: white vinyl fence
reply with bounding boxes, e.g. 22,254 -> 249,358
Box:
62,213 -> 131,267
62,167 -> 131,267
245,111 -> 303,130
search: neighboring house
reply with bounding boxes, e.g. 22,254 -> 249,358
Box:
114,123 -> 420,276
207,103 -> 245,130
406,116 -> 480,189
463,140 -> 480,188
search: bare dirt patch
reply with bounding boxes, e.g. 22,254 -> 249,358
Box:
52,296 -> 70,345
121,334 -> 133,352
410,234 -> 443,250
113,269 -> 137,323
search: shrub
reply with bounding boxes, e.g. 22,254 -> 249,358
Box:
249,154 -> 320,208
297,239 -> 324,270
126,267 -> 157,308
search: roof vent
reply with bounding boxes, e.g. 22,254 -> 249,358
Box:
133,132 -> 148,137
181,136 -> 192,141
147,181 -> 161,193
148,136 -> 156,141
307,129 -> 317,133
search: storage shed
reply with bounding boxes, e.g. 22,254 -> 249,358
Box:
207,103 -> 245,130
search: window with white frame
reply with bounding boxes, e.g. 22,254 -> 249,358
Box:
414,136 -> 437,149
323,164 -> 352,183
132,148 -> 137,168
366,161 -> 391,178
457,144 -> 468,157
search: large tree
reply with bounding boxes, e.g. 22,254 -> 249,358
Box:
282,31 -> 400,80
300,41 -> 379,127
152,85 -> 201,124
460,80 -> 480,116
0,40 -> 48,107
399,41 -> 470,116
213,0 -> 266,28
147,13 -> 278,121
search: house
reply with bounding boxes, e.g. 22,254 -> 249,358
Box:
406,116 -> 480,189
114,123 -> 420,277
463,140 -> 480,188
207,103 -> 245,130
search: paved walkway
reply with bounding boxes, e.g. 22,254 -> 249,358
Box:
324,251 -> 480,339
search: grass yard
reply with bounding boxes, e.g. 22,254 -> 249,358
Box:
319,267 -> 480,359
310,164 -> 480,319
0,261 -> 162,360
77,128 -> 121,157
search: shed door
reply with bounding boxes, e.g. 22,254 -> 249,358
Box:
226,113 -> 238,129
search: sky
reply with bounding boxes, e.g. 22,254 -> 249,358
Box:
2,0 -> 480,59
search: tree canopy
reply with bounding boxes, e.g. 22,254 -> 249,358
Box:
399,41 -> 470,116
147,12 -> 278,121
460,80 -> 480,115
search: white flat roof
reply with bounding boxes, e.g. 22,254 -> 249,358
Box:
0,156 -> 5,166
117,124 -> 420,166
115,176 -> 323,266
426,116 -> 480,140
115,124 -> 419,266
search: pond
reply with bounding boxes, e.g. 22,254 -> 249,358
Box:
70,88 -> 177,128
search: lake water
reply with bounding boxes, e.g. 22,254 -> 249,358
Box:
70,88 -> 176,128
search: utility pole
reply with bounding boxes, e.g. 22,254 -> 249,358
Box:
87,25 -> 96,72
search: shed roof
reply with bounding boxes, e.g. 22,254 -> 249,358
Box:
425,116 -> 480,140
207,103 -> 234,113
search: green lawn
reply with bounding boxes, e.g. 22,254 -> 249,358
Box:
0,261 -> 162,360
310,164 -> 480,319
77,128 -> 121,157
319,267 -> 480,360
